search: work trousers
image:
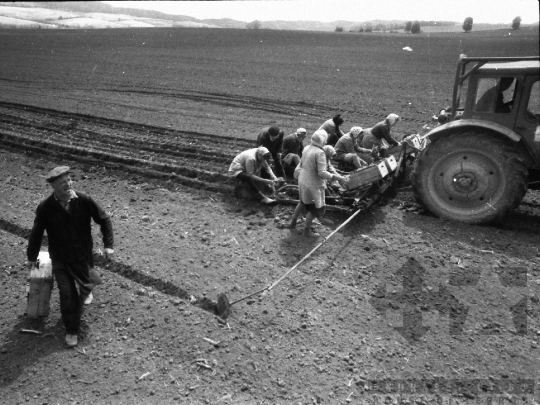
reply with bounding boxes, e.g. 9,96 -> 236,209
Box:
236,172 -> 268,195
362,133 -> 391,149
52,260 -> 99,334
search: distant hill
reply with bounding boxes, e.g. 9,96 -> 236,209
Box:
0,1 -> 219,29
0,1 -> 537,31
0,1 -> 198,21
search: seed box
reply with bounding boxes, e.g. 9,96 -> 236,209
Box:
343,161 -> 389,190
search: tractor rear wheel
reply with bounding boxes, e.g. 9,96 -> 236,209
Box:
411,131 -> 527,224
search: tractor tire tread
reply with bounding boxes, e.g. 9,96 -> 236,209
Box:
411,131 -> 528,224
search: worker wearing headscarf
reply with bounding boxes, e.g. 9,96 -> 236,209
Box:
334,126 -> 371,169
228,146 -> 278,204
289,130 -> 343,237
362,113 -> 401,149
323,145 -> 339,175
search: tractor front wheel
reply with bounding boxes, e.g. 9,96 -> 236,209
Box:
411,132 -> 527,224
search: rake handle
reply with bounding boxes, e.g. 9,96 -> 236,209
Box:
266,207 -> 364,292
228,206 -> 364,307
228,286 -> 271,306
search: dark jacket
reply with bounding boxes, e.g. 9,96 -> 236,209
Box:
370,121 -> 399,146
319,119 -> 344,147
282,133 -> 303,159
256,127 -> 285,177
27,192 -> 113,265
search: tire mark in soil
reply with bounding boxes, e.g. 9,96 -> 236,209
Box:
0,102 -> 253,147
0,218 -> 220,316
108,86 -> 336,118
0,101 -> 255,193
0,77 -> 31,84
3,122 -> 235,165
0,99 -> 246,194
0,134 -> 236,195
0,120 -> 241,168
114,87 -> 433,130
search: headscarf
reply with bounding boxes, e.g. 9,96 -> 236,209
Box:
310,129 -> 327,148
386,114 -> 400,126
350,126 -> 363,138
256,146 -> 271,161
296,127 -> 307,141
323,145 -> 336,161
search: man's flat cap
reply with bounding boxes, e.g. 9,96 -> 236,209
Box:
46,166 -> 72,183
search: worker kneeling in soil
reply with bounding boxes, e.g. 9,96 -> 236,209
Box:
333,126 -> 372,169
228,146 -> 279,204
289,130 -> 344,237
281,127 -> 307,179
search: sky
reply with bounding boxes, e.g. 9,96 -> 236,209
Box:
103,0 -> 540,24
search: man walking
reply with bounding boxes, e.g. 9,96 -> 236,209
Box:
27,166 -> 114,348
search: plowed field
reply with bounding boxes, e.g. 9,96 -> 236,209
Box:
1,27 -> 539,404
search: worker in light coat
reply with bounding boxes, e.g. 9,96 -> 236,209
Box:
289,130 -> 343,237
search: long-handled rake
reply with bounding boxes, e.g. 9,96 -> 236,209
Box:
215,147 -> 408,319
215,205 -> 365,319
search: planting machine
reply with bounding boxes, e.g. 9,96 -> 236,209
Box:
273,133 -> 426,215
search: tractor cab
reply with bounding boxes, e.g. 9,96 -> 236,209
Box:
435,56 -> 540,163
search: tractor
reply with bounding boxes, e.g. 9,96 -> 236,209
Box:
411,55 -> 540,224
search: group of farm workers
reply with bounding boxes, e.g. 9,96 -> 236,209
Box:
228,113 -> 401,237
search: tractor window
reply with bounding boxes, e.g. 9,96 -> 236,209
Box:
526,80 -> 540,120
474,77 -> 516,113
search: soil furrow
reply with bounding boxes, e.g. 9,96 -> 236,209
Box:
0,131 -> 236,194
0,102 -> 252,159
0,101 -> 254,145
0,123 -> 236,173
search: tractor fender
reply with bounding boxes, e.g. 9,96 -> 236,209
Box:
425,119 -> 521,143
